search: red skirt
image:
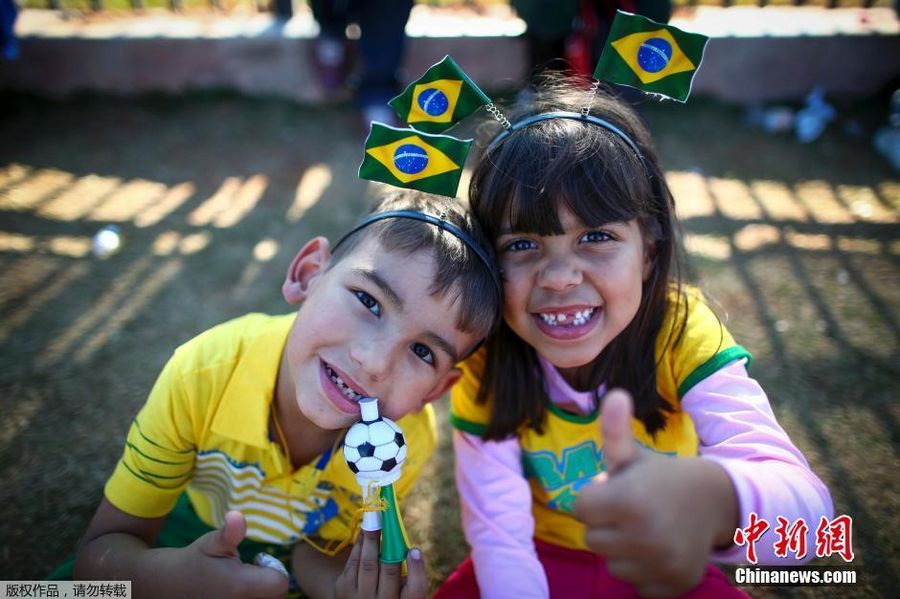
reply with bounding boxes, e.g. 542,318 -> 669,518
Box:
433,539 -> 749,599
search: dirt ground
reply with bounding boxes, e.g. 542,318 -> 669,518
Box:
0,88 -> 897,597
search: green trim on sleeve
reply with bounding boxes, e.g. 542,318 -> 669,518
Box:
449,413 -> 488,437
121,461 -> 187,490
677,345 -> 753,398
125,441 -> 194,465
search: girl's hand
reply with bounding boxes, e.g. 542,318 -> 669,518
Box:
573,390 -> 738,598
180,510 -> 290,599
334,531 -> 427,599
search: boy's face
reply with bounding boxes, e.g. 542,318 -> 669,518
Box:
280,234 -> 479,431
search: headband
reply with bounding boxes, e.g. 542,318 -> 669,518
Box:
333,209 -> 502,311
486,111 -> 645,167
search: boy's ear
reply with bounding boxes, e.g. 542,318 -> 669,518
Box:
283,236 -> 331,305
421,367 -> 463,406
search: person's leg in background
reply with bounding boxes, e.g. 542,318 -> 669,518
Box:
309,0 -> 353,95
354,0 -> 414,126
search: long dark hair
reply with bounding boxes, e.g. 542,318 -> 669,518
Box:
469,76 -> 687,440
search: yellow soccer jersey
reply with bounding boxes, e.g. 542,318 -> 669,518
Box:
105,313 -> 436,546
450,289 -> 750,550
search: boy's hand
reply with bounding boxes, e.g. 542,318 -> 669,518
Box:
572,390 -> 737,598
334,531 -> 427,599
181,510 -> 290,598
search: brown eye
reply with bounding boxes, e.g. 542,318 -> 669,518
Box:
411,343 -> 435,366
580,231 -> 612,243
504,239 -> 537,252
353,290 -> 381,317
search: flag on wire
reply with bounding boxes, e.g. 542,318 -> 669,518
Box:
593,11 -> 709,102
359,122 -> 472,197
389,55 -> 491,133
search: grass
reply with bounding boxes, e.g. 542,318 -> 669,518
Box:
0,88 -> 897,597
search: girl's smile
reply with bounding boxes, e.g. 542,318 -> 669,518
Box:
532,304 -> 601,340
498,207 -> 649,375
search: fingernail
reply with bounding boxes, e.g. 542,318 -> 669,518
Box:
409,548 -> 421,560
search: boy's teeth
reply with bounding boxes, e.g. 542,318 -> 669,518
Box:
326,365 -> 362,400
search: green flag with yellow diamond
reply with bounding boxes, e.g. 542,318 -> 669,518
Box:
389,55 -> 491,133
593,11 -> 708,103
359,122 -> 472,197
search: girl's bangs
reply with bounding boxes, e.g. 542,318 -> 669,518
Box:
487,146 -> 641,236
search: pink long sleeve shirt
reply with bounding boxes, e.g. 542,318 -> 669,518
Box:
454,357 -> 834,599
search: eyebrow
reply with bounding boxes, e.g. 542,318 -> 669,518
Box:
497,220 -> 629,235
355,268 -> 404,310
352,268 -> 460,364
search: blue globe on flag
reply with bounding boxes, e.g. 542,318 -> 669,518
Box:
637,37 -> 672,73
393,144 -> 429,174
417,89 -> 450,117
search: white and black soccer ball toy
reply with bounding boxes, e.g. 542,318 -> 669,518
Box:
343,397 -> 407,486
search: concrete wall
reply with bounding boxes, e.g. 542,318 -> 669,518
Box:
2,9 -> 898,105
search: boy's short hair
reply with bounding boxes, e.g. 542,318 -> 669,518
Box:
330,190 -> 500,341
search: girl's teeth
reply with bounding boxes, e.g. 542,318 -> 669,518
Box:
540,308 -> 594,327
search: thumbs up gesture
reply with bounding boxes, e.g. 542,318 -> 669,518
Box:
573,390 -> 738,598
176,510 -> 290,598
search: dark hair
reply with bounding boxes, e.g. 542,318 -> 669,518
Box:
331,189 -> 501,348
470,75 -> 687,439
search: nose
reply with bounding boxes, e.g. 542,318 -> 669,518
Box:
349,335 -> 394,382
537,256 -> 582,292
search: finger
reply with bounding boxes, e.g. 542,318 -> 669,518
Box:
230,560 -> 291,598
377,558 -> 402,599
357,531 -> 381,598
342,532 -> 365,588
401,548 -> 428,599
600,389 -> 639,475
605,557 -> 645,587
572,480 -> 620,526
583,528 -> 642,560
202,510 -> 247,558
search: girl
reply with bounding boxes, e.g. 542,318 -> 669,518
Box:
436,78 -> 834,598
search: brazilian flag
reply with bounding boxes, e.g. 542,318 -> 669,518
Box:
359,122 -> 472,197
389,55 -> 491,133
593,11 -> 708,103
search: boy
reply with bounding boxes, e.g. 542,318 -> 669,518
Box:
68,190 -> 501,598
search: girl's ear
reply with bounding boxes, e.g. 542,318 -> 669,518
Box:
642,246 -> 656,281
283,236 -> 331,305
642,240 -> 656,281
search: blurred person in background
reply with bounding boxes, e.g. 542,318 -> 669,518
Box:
308,0 -> 414,128
512,0 -> 672,80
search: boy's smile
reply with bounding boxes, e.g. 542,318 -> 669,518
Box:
320,360 -> 368,414
278,235 -> 477,434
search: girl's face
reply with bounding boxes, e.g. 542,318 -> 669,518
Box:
496,205 -> 651,377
